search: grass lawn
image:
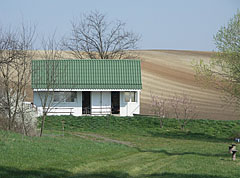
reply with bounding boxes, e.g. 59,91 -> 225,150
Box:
1,116 -> 240,178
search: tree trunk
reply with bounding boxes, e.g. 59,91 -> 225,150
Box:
181,124 -> 185,130
40,114 -> 46,137
159,118 -> 163,128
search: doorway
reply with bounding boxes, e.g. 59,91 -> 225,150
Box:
82,91 -> 91,114
111,91 -> 120,114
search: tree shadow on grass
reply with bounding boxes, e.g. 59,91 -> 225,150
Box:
0,166 -> 70,178
73,172 -> 229,178
0,166 -> 231,178
135,147 -> 229,158
148,130 -> 230,143
72,171 -> 130,178
141,172 -> 229,178
0,167 -> 128,178
0,166 -> 230,178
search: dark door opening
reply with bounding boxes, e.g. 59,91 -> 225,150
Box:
111,91 -> 120,114
82,91 -> 91,114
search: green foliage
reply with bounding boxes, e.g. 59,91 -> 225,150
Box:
1,116 -> 240,178
194,11 -> 240,108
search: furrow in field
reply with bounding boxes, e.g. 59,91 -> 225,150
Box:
139,50 -> 238,120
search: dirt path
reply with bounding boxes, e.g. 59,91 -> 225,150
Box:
71,132 -> 135,147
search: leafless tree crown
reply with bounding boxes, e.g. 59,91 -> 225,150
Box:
151,92 -> 198,129
0,24 -> 37,133
63,11 -> 140,59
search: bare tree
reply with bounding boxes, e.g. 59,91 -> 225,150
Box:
33,35 -> 63,137
0,77 -> 7,129
151,92 -> 198,130
151,93 -> 169,128
0,24 -> 36,132
62,11 -> 140,59
0,27 -> 18,66
169,94 -> 181,119
169,93 -> 198,130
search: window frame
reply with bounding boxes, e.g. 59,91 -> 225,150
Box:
53,91 -> 77,103
124,91 -> 137,103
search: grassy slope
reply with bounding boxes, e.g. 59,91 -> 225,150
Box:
1,116 -> 240,178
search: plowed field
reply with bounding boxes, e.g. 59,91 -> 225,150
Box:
139,50 -> 238,120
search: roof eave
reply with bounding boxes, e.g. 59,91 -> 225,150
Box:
33,88 -> 142,91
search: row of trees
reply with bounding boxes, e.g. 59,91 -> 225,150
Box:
151,92 -> 198,130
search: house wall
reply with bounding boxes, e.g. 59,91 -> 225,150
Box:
33,90 -> 140,117
120,91 -> 140,116
33,91 -> 82,116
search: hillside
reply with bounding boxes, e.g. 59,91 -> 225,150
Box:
139,50 -> 238,120
26,50 -> 239,120
1,116 -> 240,177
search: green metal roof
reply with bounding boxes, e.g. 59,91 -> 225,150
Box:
32,59 -> 142,90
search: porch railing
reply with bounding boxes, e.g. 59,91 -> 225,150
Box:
48,107 -> 74,115
39,106 -> 119,116
82,106 -> 114,115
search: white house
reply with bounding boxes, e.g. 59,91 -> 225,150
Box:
32,59 -> 142,116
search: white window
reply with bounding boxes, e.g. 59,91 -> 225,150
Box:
53,92 -> 77,102
124,92 -> 130,102
124,91 -> 137,102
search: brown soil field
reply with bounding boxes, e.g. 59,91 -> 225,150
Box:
25,50 -> 239,120
138,50 -> 238,120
